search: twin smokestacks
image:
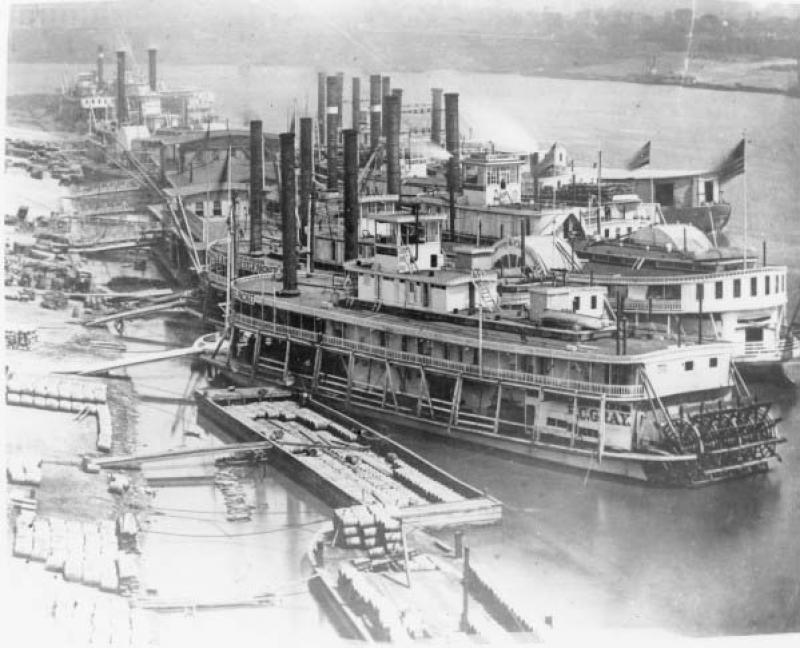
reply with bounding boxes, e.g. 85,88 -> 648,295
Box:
113,46 -> 158,125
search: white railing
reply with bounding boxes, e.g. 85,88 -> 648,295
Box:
742,335 -> 800,360
232,314 -> 645,399
572,265 -> 786,287
625,298 -> 682,313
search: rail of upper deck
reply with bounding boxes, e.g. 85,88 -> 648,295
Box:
572,265 -> 787,286
230,273 -> 733,368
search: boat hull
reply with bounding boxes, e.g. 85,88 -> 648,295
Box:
661,204 -> 731,234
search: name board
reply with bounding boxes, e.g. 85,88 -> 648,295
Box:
567,401 -> 631,427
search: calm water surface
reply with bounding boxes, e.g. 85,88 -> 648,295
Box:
7,63 -> 800,637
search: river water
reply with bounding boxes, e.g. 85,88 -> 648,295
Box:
7,62 -> 800,638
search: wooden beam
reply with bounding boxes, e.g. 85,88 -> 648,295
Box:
282,338 -> 291,384
346,351 -> 355,402
449,373 -> 463,431
385,359 -> 399,411
251,331 -> 261,376
311,346 -> 322,392
493,382 -> 502,435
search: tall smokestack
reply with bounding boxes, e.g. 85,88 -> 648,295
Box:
299,117 -> 313,251
343,129 -> 360,263
431,88 -> 443,144
381,76 -> 391,138
369,75 -> 381,152
445,92 -> 460,193
326,76 -> 339,190
317,72 -> 326,146
279,132 -> 299,296
96,46 -> 104,87
249,120 -> 264,253
336,72 -> 344,131
351,77 -> 361,131
147,47 -> 157,92
445,93 -> 460,238
116,50 -> 127,123
386,94 -> 401,197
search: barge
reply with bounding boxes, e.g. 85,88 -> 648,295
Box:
195,385 -> 502,527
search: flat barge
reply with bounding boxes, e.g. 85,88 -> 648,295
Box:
195,386 -> 502,527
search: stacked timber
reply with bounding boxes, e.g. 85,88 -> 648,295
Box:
6,455 -> 43,486
336,562 -> 406,642
214,468 -> 253,521
95,404 -> 113,452
6,373 -> 107,410
333,504 -> 403,561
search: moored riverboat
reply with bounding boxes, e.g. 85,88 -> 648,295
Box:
215,207 -> 784,487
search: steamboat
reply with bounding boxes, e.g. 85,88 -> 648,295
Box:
570,224 -> 800,382
207,170 -> 783,486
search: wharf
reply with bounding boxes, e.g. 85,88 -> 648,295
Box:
196,386 -> 502,528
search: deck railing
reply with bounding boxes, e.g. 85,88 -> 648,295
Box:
624,298 -> 683,313
232,313 -> 645,399
742,336 -> 800,360
571,265 -> 785,287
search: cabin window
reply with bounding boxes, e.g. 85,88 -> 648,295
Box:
733,279 -> 741,298
715,281 -> 723,299
573,296 -> 580,312
704,180 -> 715,203
776,274 -> 780,292
684,360 -> 694,371
590,295 -> 597,310
430,254 -> 438,268
212,200 -> 222,216
745,327 -> 764,343
765,275 -> 770,295
604,229 -> 609,238
709,357 -> 718,368
751,277 -> 758,296
194,201 -> 204,216
696,284 -> 704,301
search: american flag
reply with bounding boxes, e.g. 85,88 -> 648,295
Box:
627,141 -> 651,170
717,139 -> 746,181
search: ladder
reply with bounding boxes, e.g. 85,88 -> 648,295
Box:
637,367 -> 682,450
472,270 -> 498,311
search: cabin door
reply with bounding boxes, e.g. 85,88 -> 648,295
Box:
654,183 -> 675,207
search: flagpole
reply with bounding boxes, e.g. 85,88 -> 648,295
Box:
742,130 -> 747,266
597,150 -> 602,232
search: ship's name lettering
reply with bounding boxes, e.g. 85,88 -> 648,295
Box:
567,403 -> 630,427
